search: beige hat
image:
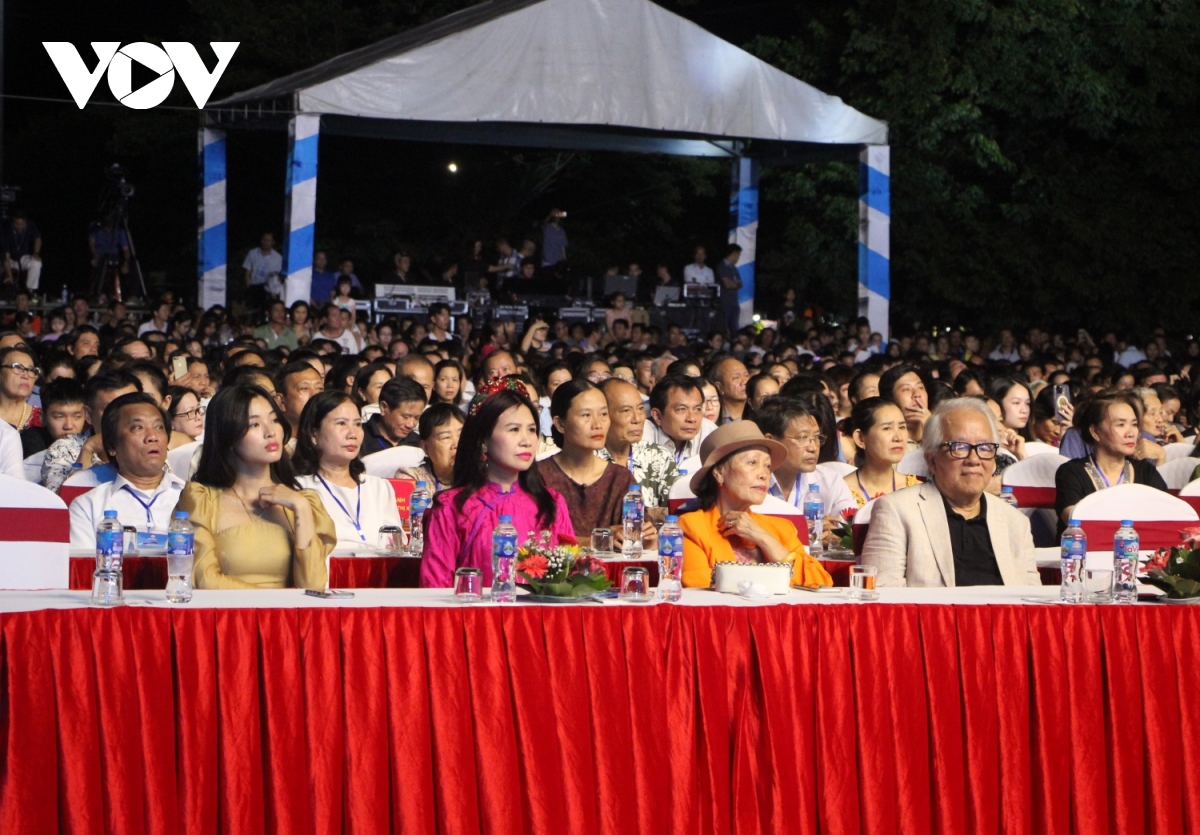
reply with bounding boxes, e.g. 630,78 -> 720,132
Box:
688,421 -> 789,494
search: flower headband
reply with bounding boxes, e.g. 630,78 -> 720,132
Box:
468,375 -> 532,417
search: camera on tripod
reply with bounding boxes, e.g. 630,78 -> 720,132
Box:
105,164 -> 135,199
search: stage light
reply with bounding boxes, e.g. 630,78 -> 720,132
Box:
448,162 -> 458,173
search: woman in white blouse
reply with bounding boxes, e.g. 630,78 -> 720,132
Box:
291,390 -> 405,553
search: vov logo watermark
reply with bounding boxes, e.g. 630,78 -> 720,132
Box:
42,42 -> 239,109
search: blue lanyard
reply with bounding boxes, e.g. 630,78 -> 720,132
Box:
316,474 -> 365,542
1090,455 -> 1124,488
627,448 -> 635,474
120,485 -> 160,528
790,472 -> 804,508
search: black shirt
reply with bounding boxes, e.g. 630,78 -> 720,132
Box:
943,496 -> 1005,586
1054,456 -> 1168,534
360,414 -> 419,456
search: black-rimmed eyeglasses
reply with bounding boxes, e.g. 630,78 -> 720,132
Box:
940,441 -> 999,460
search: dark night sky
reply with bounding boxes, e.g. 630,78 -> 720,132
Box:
1,0 -> 815,306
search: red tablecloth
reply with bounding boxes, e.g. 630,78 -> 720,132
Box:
70,556 -> 661,591
1,601 -> 1196,834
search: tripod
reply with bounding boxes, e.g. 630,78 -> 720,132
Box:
90,198 -> 147,303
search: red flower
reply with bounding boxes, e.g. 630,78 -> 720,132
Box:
841,507 -> 858,521
517,555 -> 550,579
557,533 -> 578,546
1146,549 -> 1172,573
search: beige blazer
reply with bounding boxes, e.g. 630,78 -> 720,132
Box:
860,481 -> 1041,588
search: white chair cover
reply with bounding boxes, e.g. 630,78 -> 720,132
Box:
0,474 -> 69,589
1157,457 -> 1199,492
362,446 -> 426,478
1163,442 -> 1195,462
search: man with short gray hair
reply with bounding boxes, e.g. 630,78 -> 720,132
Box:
861,398 -> 1040,587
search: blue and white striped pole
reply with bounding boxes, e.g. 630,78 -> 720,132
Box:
729,156 -> 759,330
197,127 -> 227,310
283,114 -> 320,306
858,145 -> 890,338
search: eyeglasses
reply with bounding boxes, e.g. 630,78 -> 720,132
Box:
784,433 -> 826,447
1,363 -> 41,378
177,405 -> 207,420
703,396 -> 721,406
940,441 -> 999,460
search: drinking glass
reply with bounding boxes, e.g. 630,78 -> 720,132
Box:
1085,568 -> 1114,603
848,565 -> 879,601
591,528 -> 614,557
377,525 -> 404,556
165,552 -> 194,604
620,566 -> 650,601
454,567 -> 483,603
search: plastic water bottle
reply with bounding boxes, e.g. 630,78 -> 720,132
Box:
1000,486 -> 1019,508
622,484 -> 644,557
491,515 -> 518,603
91,509 -> 125,607
803,483 -> 825,556
657,515 -> 684,601
1060,518 -> 1087,603
60,284 -> 69,304
166,511 -> 195,603
408,481 -> 431,556
1112,519 -> 1139,604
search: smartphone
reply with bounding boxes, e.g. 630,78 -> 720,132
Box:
172,355 -> 188,380
1053,384 -> 1071,424
305,589 -> 355,599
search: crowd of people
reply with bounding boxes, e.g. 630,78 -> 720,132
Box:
0,283 -> 1192,590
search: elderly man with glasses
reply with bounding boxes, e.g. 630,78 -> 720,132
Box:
861,398 -> 1041,587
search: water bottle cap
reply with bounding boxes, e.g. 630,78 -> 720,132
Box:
1001,486 -> 1013,492
71,462 -> 83,469
628,484 -> 641,491
174,511 -> 189,519
415,481 -> 427,488
1120,519 -> 1133,527
808,484 -> 820,491
1068,518 -> 1079,527
499,515 -> 513,523
103,510 -> 118,517
678,470 -> 687,475
666,515 -> 678,522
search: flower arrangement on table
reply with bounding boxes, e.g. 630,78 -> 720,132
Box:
834,507 -> 857,553
1143,527 -> 1200,599
514,532 -> 614,598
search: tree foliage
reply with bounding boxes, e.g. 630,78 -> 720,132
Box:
748,0 -> 1200,333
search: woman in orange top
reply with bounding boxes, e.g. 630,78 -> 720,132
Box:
679,422 -> 832,589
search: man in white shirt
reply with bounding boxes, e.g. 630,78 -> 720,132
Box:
242,232 -> 282,309
68,393 -> 185,549
682,246 -> 715,286
136,297 -> 172,337
756,397 -> 857,536
644,375 -> 717,473
312,303 -> 359,355
988,329 -> 1020,363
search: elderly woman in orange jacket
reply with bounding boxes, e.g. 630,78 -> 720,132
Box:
679,422 -> 832,589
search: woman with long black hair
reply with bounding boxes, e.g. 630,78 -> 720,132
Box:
176,384 -> 335,589
419,378 -> 573,588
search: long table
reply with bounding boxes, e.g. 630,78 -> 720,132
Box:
0,587 -> 1195,834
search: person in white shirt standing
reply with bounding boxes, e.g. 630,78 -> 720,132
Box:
242,232 -> 282,312
682,245 -> 715,286
68,393 -> 185,548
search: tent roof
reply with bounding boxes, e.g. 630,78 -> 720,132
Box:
212,0 -> 887,156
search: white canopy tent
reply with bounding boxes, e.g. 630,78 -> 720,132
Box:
202,0 -> 890,330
